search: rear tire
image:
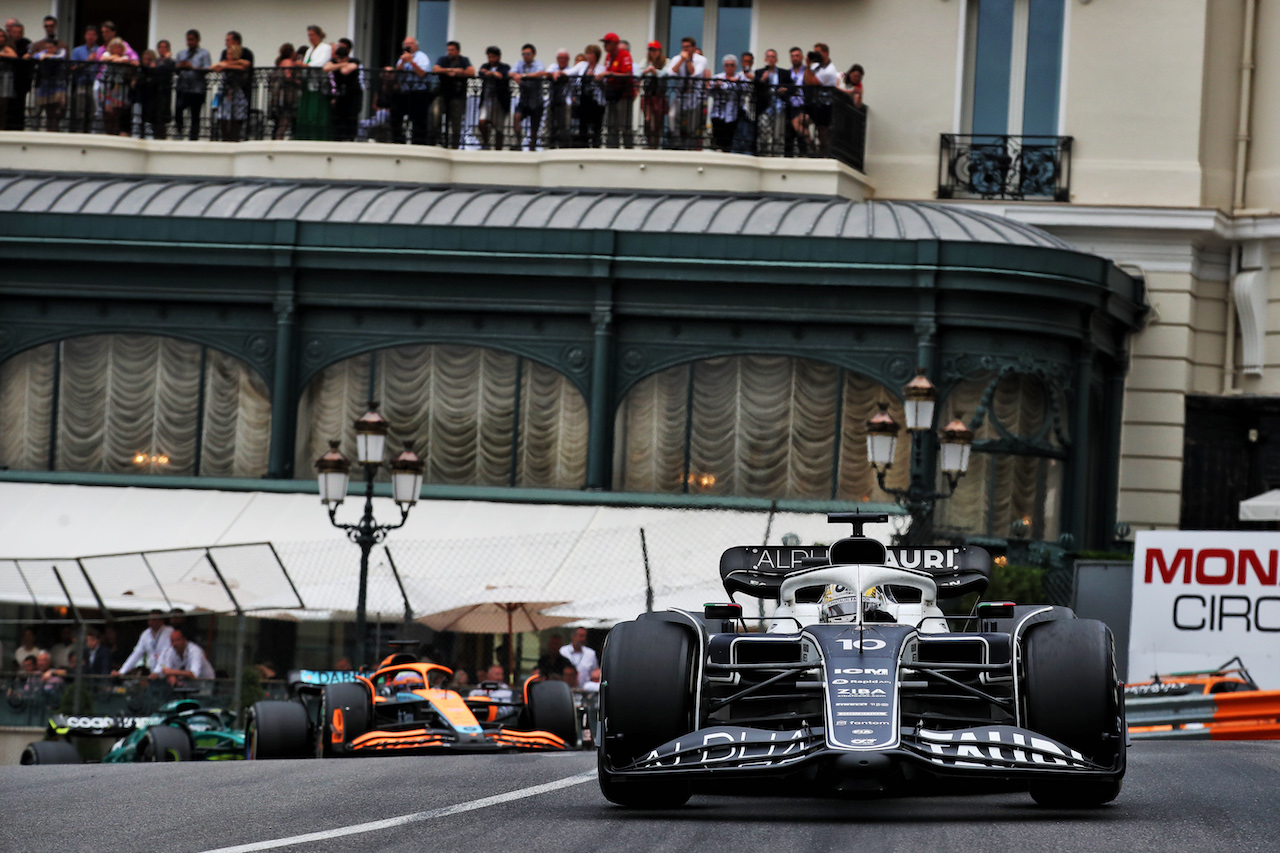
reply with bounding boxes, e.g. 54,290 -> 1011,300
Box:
1023,618 -> 1124,807
317,683 -> 372,757
597,618 -> 697,808
20,740 -> 82,765
247,700 -> 311,760
528,679 -> 579,747
140,725 -> 192,762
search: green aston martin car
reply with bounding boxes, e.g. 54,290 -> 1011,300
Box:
22,698 -> 246,764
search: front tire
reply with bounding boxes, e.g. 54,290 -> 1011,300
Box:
528,679 -> 579,747
140,725 -> 192,762
597,618 -> 697,808
1022,618 -> 1124,807
317,683 -> 372,757
246,700 -> 311,760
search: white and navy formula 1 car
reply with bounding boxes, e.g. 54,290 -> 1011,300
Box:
597,513 -> 1125,808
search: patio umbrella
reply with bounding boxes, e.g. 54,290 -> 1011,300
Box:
417,585 -> 573,679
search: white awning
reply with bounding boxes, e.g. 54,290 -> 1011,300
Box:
0,482 -> 897,624
1240,489 -> 1280,521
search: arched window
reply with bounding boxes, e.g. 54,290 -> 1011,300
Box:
0,336 -> 271,477
296,345 -> 588,489
613,355 -> 909,500
933,371 -> 1066,540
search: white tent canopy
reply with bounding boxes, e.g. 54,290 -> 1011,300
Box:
0,482 -> 897,626
1240,489 -> 1280,521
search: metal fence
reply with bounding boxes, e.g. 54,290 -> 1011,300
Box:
937,133 -> 1073,201
0,59 -> 867,170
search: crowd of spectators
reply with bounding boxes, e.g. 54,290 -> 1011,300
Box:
0,15 -> 866,157
3,608 -> 219,714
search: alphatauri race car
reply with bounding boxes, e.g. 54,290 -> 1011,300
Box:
597,513 -> 1126,808
21,697 -> 245,764
246,647 -> 580,758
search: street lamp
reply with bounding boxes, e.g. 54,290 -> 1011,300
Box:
866,369 -> 974,545
316,402 -> 424,667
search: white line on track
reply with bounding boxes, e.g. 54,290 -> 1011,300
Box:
196,770 -> 596,853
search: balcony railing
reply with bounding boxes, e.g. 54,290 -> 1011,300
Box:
0,59 -> 867,171
937,134 -> 1072,201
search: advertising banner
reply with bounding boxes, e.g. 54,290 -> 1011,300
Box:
1131,530 -> 1280,688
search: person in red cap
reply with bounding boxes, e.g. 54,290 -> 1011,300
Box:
639,39 -> 668,149
599,32 -> 635,148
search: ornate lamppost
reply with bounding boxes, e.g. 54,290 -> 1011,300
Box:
315,402 -> 424,666
866,369 -> 974,545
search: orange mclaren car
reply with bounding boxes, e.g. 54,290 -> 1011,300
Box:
1125,657 -> 1280,740
245,651 -> 581,759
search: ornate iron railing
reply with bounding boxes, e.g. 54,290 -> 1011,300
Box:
0,58 -> 867,171
937,134 -> 1072,201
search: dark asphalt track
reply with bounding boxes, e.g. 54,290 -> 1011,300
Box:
3,742 -> 1278,853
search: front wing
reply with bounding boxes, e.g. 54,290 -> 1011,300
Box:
344,725 -> 569,754
607,723 -> 1123,784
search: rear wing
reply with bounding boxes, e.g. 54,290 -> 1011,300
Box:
719,544 -> 992,601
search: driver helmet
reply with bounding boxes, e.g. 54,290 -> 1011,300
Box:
392,671 -> 425,691
818,584 -> 886,624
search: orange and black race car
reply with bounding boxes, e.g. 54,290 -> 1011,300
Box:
1125,657 -> 1280,740
244,649 -> 581,759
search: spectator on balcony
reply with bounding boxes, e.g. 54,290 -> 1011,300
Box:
709,54 -> 745,152
295,25 -> 332,140
113,610 -> 172,677
68,24 -> 100,133
137,48 -> 173,139
49,627 -> 75,668
809,47 -> 839,155
156,628 -> 214,686
268,43 -> 300,139
637,41 -> 667,150
99,38 -> 137,136
28,16 -> 67,133
599,33 -> 634,149
510,43 -> 545,151
359,70 -> 393,142
0,31 -> 14,129
174,29 -> 210,140
778,47 -> 815,156
4,18 -> 31,130
386,36 -> 431,145
664,36 -> 708,150
98,21 -> 137,62
476,46 -> 510,151
211,41 -> 250,141
840,63 -> 864,109
545,48 -> 572,148
81,628 -> 112,678
12,627 -> 44,669
325,42 -> 362,142
432,41 -> 474,149
568,44 -> 605,148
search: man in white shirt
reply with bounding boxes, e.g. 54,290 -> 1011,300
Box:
665,36 -> 709,149
387,36 -> 432,145
555,628 -> 599,692
810,42 -> 840,154
156,628 -> 214,685
471,664 -> 514,704
113,610 -> 173,676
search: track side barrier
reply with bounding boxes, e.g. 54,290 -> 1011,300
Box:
1127,691 -> 1280,740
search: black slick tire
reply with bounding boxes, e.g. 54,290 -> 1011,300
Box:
140,725 -> 192,762
246,700 -> 311,760
1022,618 -> 1124,807
527,679 -> 580,747
317,683 -> 372,757
597,618 -> 697,808
20,740 -> 82,765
